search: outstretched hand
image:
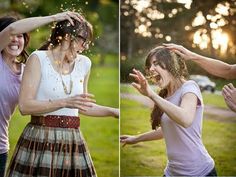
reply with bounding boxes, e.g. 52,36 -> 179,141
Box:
163,43 -> 199,61
112,108 -> 119,119
53,11 -> 84,26
65,93 -> 96,112
120,135 -> 138,147
130,68 -> 154,98
222,83 -> 236,112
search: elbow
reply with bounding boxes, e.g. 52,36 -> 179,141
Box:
182,122 -> 192,128
181,118 -> 193,128
18,103 -> 29,116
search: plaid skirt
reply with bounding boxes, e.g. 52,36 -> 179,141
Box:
6,123 -> 97,177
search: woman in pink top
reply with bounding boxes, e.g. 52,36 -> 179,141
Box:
0,11 -> 86,177
120,46 -> 217,176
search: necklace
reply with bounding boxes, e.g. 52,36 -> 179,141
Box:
59,72 -> 73,95
51,50 -> 73,95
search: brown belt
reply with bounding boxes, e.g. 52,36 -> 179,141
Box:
30,115 -> 80,129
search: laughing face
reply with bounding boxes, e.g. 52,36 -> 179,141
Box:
147,56 -> 174,89
3,34 -> 24,57
61,34 -> 91,63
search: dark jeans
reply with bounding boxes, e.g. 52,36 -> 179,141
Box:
163,167 -> 217,177
0,153 -> 8,177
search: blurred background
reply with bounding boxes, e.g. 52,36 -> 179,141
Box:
120,0 -> 236,176
121,0 -> 236,88
0,0 -> 119,176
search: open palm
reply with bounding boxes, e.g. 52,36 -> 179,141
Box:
130,69 -> 154,97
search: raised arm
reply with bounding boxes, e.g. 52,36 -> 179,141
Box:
0,11 -> 83,51
164,43 -> 236,79
120,128 -> 163,146
80,70 -> 119,118
19,54 -> 94,115
131,69 -> 198,128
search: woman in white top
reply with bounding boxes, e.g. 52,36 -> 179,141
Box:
0,11 -> 83,177
7,18 -> 118,177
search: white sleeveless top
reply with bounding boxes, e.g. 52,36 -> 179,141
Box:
30,50 -> 91,116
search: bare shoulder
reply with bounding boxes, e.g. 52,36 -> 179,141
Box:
77,54 -> 91,64
24,53 -> 41,72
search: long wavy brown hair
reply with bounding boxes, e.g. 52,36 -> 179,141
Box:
145,46 -> 189,129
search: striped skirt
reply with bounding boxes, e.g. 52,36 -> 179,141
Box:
6,123 -> 97,177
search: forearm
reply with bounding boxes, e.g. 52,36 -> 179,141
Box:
149,93 -> 194,128
193,55 -> 236,79
9,16 -> 55,35
19,98 -> 65,116
136,128 -> 163,143
80,103 -> 118,117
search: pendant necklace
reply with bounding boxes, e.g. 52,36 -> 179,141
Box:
51,50 -> 73,95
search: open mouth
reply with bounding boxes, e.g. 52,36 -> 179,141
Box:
8,44 -> 19,50
146,73 -> 161,83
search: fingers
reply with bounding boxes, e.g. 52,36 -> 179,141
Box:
131,68 -> 146,82
131,82 -> 141,91
222,94 -> 235,111
129,73 -> 139,82
173,49 -> 185,58
120,136 -> 128,147
78,106 -> 89,112
163,43 -> 179,49
72,94 -> 96,103
136,70 -> 146,81
78,97 -> 96,103
56,11 -> 85,26
67,12 -> 82,22
65,14 -> 74,26
227,83 -> 235,90
223,85 -> 233,97
80,93 -> 95,98
163,43 -> 186,54
120,135 -> 129,140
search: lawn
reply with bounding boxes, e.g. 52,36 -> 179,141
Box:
8,63 -> 119,177
120,85 -> 236,176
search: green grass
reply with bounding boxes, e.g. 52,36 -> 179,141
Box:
120,99 -> 167,176
202,92 -> 227,109
120,98 -> 236,176
8,64 -> 119,177
120,84 -> 138,94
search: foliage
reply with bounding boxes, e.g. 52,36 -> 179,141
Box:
121,0 -> 236,80
0,0 -> 118,66
120,56 -> 145,82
